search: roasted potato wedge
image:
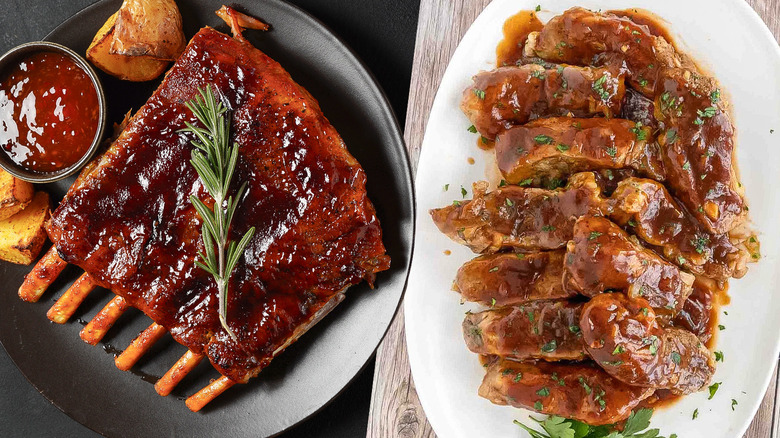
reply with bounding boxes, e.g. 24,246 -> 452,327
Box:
0,191 -> 50,265
86,11 -> 169,82
111,0 -> 186,60
0,169 -> 33,220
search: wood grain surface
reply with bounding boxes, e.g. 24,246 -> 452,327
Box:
368,0 -> 780,437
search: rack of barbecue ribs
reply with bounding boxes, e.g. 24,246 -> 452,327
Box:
17,15 -> 390,411
432,6 -> 760,423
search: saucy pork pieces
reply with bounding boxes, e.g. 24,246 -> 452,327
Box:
434,5 -> 757,426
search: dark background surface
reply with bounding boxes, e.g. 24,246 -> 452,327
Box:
0,1 -> 419,437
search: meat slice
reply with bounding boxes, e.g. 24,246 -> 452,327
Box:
480,358 -> 654,425
430,172 -> 607,253
609,177 -> 749,281
454,251 -> 574,306
580,293 -> 715,394
621,88 -> 658,130
45,28 -> 390,382
564,216 -> 694,314
524,7 -> 689,95
655,68 -> 745,234
495,117 -> 664,186
463,302 -> 586,361
462,64 -> 624,140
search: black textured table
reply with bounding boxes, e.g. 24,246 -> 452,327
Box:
0,1 -> 419,437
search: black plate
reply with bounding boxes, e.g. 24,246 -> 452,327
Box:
0,1 -> 414,437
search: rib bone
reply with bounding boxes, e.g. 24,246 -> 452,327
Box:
80,295 -> 129,345
115,323 -> 167,371
18,246 -> 68,302
47,273 -> 98,324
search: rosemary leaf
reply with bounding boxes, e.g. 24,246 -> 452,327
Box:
180,85 -> 256,341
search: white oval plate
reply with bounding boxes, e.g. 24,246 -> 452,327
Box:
405,0 -> 780,437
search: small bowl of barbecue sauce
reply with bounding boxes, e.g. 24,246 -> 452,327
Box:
0,41 -> 106,182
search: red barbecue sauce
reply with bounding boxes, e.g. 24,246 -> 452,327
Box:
0,51 -> 98,173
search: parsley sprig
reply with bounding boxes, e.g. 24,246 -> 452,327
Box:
181,85 -> 256,342
514,408 -> 672,438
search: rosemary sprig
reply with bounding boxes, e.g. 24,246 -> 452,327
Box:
181,85 -> 255,342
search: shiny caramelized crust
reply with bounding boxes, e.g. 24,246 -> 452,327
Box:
462,65 -> 624,140
495,117 -> 664,185
564,216 -> 694,314
45,28 -> 390,382
430,172 -> 607,253
463,302 -> 586,361
453,251 -> 575,306
609,177 -> 748,281
525,7 -> 690,95
480,358 -> 654,425
580,293 -> 715,394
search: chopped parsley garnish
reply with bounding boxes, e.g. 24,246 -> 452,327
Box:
630,122 -> 648,141
667,129 -> 678,144
732,399 -> 738,410
578,377 -> 592,394
534,401 -> 543,410
682,161 -> 691,170
639,78 -> 648,87
488,266 -> 499,273
628,219 -> 637,227
556,143 -> 570,152
514,372 -> 523,382
569,325 -> 581,334
519,178 -> 533,186
670,351 -> 681,364
697,106 -> 718,118
592,74 -> 611,100
719,324 -> 725,331
481,136 -> 489,144
531,69 -> 546,80
692,408 -> 699,419
535,4 -> 541,12
534,134 -> 555,144
460,186 -> 467,198
505,198 -> 514,207
708,382 -> 721,399
605,146 -> 617,157
714,351 -> 724,362
691,235 -> 710,254
694,117 -> 704,126
660,91 -> 682,113
536,387 -> 550,397
541,340 -> 557,353
541,225 -> 556,232
467,124 -> 477,133
491,298 -> 497,307
602,360 -> 623,366
516,253 -> 526,260
443,184 -> 449,191
498,179 -> 508,187
612,345 -> 625,355
677,255 -> 686,265
452,200 -> 461,206
473,88 -> 486,99
641,307 -> 649,316
710,88 -> 721,103
588,231 -> 603,241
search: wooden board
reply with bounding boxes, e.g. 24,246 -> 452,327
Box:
367,0 -> 780,437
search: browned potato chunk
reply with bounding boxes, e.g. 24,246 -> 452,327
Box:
0,169 -> 33,220
111,0 -> 186,60
0,192 -> 50,265
86,12 -> 169,82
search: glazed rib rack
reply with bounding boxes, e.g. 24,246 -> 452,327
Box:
18,26 -> 389,412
